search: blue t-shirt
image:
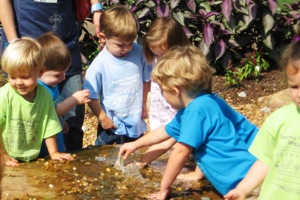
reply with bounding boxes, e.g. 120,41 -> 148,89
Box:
37,80 -> 66,153
165,93 -> 258,195
83,43 -> 151,138
38,80 -> 61,107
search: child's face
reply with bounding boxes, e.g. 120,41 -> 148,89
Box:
8,70 -> 40,101
161,87 -> 184,110
105,36 -> 134,57
287,60 -> 300,108
149,47 -> 168,59
39,69 -> 67,87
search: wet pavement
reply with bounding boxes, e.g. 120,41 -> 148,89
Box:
1,145 -> 222,200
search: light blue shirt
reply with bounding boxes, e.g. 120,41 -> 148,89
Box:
166,93 -> 258,195
83,43 -> 151,138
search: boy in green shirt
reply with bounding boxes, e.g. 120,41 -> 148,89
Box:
0,38 -> 74,166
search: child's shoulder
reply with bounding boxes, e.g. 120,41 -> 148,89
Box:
0,83 -> 14,95
266,103 -> 298,121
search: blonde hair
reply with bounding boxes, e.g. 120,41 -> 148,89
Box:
280,41 -> 300,78
143,17 -> 190,63
152,45 -> 215,94
37,32 -> 71,71
1,37 -> 45,75
100,5 -> 138,41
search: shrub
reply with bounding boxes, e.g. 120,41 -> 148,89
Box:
80,0 -> 299,85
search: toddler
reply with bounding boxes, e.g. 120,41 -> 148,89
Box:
83,5 -> 151,145
0,38 -> 74,166
119,45 -> 258,199
224,40 -> 300,200
37,32 -> 90,156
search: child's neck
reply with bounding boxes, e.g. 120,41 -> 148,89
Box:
22,87 -> 37,102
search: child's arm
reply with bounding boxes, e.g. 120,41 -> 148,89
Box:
136,138 -> 176,168
45,136 -> 74,161
118,126 -> 171,159
177,165 -> 204,181
224,160 -> 269,200
56,89 -> 90,117
3,153 -> 19,167
142,81 -> 151,119
88,99 -> 116,130
148,142 -> 193,200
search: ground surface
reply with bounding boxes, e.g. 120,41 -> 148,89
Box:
0,69 -> 288,147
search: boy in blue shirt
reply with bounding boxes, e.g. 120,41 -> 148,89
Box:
83,5 -> 151,145
119,45 -> 258,199
37,32 -> 91,156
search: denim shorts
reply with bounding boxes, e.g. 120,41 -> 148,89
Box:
95,124 -> 143,146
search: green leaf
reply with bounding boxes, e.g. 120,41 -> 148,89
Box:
172,12 -> 185,26
262,13 -> 274,34
263,35 -> 273,49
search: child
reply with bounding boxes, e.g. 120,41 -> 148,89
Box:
224,41 -> 300,200
37,32 -> 91,156
119,45 -> 258,199
83,5 -> 151,145
136,17 -> 191,169
0,38 -> 74,167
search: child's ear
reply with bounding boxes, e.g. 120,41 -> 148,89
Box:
97,32 -> 106,43
39,68 -> 45,77
172,87 -> 181,97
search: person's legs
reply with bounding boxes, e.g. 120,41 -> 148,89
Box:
59,74 -> 85,151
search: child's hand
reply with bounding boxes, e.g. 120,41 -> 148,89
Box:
135,160 -> 148,168
224,189 -> 246,200
118,142 -> 137,159
100,117 -> 116,130
141,104 -> 148,119
3,154 -> 19,167
72,89 -> 91,105
50,152 -> 74,161
147,189 -> 170,200
62,119 -> 69,134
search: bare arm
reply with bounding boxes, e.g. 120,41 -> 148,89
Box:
88,99 -> 116,130
142,81 -> 151,119
0,0 -> 18,41
90,0 -> 102,35
56,89 -> 90,117
45,135 -> 74,161
148,142 -> 193,199
137,137 -> 176,167
224,160 -> 269,200
118,126 -> 171,159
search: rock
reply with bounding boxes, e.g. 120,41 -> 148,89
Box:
258,89 -> 293,109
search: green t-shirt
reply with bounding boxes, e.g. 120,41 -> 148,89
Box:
250,103 -> 300,200
0,83 -> 62,162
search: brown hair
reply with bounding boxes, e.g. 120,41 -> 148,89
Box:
280,41 -> 300,78
37,32 -> 71,71
143,17 -> 190,63
100,5 -> 138,42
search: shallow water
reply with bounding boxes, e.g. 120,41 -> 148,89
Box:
1,145 -> 222,199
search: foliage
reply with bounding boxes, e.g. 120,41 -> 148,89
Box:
225,49 -> 270,87
80,0 -> 299,85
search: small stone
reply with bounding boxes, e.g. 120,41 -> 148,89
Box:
238,91 -> 247,98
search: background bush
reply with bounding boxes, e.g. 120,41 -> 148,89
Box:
81,0 -> 299,85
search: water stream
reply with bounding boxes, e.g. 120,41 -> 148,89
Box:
1,145 -> 222,199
